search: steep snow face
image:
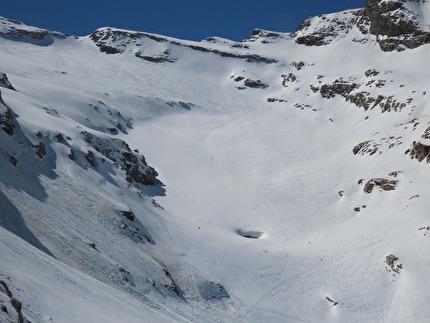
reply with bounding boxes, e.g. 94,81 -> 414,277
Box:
1,6 -> 430,323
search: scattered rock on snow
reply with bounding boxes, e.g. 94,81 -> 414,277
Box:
353,140 -> 379,156
363,178 -> 398,193
385,254 -> 403,274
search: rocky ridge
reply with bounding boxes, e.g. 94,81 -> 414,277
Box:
294,0 -> 430,51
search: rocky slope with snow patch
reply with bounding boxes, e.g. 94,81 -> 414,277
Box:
1,1 -> 430,322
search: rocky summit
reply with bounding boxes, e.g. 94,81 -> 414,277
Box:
1,1 -> 430,322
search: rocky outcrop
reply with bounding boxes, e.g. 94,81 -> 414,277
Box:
353,140 -> 379,156
316,77 -> 412,112
363,178 -> 398,193
0,92 -> 15,136
293,1 -> 430,51
33,142 -> 46,158
385,254 -> 403,274
364,0 -> 430,51
135,51 -> 176,63
82,131 -> 156,185
294,10 -> 365,46
0,280 -> 29,323
0,73 -> 16,91
408,141 -> 430,162
244,78 -> 268,89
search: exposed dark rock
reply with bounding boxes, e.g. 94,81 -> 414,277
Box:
251,29 -> 283,39
9,155 -> 18,166
0,73 -> 16,91
54,132 -> 64,142
121,210 -> 135,222
266,97 -> 288,103
363,178 -> 398,193
81,131 -> 155,185
345,93 -> 385,111
385,254 -> 402,274
86,150 -> 96,166
0,281 -> 12,298
291,61 -> 305,71
409,141 -> 430,162
310,85 -> 320,93
10,298 -> 22,313
294,103 -> 316,111
164,100 -> 194,111
320,81 -> 359,99
364,0 -> 430,51
388,171 -> 402,177
316,77 -> 411,112
163,269 -> 180,296
353,140 -> 379,156
91,28 -> 278,64
365,69 -> 380,77
281,73 -> 297,86
293,1 -> 430,51
244,79 -> 268,89
422,126 -> 430,139
90,29 -> 122,54
295,10 -> 365,46
33,142 -> 46,158
0,17 -> 65,46
134,52 -> 176,63
0,95 -> 15,136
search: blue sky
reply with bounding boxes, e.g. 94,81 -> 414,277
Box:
2,0 -> 365,41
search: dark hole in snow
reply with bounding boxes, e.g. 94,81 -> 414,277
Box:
236,230 -> 264,239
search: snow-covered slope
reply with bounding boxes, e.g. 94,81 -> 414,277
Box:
1,1 -> 430,322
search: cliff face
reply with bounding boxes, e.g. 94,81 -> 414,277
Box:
294,0 -> 430,51
364,0 -> 430,51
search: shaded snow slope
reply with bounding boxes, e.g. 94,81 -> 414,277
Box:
1,3 -> 430,322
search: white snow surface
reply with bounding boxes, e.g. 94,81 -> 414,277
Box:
1,10 -> 430,323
